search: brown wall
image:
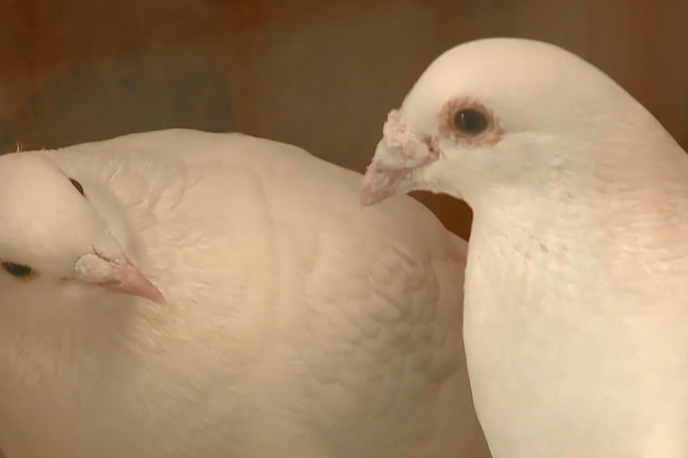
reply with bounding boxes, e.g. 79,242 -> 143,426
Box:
1,0 -> 686,239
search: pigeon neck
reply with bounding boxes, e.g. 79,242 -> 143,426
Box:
473,178 -> 688,268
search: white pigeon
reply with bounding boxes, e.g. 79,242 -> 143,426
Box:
0,129 -> 491,458
360,37 -> 688,458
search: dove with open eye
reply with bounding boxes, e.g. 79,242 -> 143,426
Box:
361,37 -> 688,458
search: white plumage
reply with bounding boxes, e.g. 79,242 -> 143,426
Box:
0,129 -> 490,458
361,37 -> 688,458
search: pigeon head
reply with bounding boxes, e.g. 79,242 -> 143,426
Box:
0,152 -> 165,305
360,37 -> 677,212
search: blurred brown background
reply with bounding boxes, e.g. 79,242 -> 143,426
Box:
0,0 -> 686,240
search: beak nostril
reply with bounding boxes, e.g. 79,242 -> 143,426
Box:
380,111 -> 439,169
426,136 -> 441,160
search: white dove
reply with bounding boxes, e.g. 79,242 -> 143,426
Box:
360,37 -> 688,458
0,129 -> 491,458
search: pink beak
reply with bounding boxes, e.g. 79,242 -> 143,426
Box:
360,158 -> 415,206
360,110 -> 439,206
74,253 -> 166,304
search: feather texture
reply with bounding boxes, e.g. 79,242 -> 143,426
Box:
0,129 -> 489,458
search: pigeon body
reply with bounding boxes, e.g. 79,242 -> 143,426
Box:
361,37 -> 688,458
0,130 -> 490,458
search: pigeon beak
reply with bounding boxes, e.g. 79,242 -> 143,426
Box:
360,137 -> 440,207
360,141 -> 414,206
360,110 -> 440,206
74,253 -> 166,304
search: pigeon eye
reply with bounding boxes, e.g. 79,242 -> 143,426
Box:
452,109 -> 489,135
69,178 -> 85,196
2,262 -> 35,279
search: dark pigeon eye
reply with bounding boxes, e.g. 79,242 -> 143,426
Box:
453,109 -> 489,135
69,178 -> 85,196
2,262 -> 35,278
